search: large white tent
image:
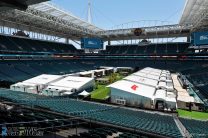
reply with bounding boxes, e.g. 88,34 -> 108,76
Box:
10,74 -> 63,94
108,67 -> 177,110
108,80 -> 156,108
124,75 -> 158,87
42,76 -> 94,96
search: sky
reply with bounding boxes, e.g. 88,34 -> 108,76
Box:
51,0 -> 186,29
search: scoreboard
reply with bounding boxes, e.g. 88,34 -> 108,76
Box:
191,32 -> 208,46
81,38 -> 103,49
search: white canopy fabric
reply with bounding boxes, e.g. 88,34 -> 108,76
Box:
78,90 -> 90,97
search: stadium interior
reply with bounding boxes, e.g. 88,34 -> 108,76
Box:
0,0 -> 208,138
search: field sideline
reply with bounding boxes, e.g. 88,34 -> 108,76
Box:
90,85 -> 110,100
177,109 -> 208,120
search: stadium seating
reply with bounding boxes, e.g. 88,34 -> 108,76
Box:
13,63 -> 42,76
35,98 -> 114,116
76,127 -> 147,138
0,89 -> 182,138
0,34 -> 78,54
0,60 -> 98,83
105,43 -> 189,55
84,109 -> 182,138
0,107 -> 75,131
180,118 -> 208,138
0,64 -> 32,82
180,66 -> 208,106
196,85 -> 208,100
0,58 -> 205,84
0,72 -> 13,82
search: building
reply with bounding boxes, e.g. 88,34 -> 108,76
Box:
80,70 -> 94,78
10,74 -> 63,94
154,89 -> 177,110
124,75 -> 158,87
133,68 -> 174,92
42,76 -> 95,96
157,81 -> 174,92
94,69 -> 105,77
133,72 -> 160,81
79,69 -> 105,78
108,67 -> 177,110
108,80 -> 156,109
116,67 -> 133,75
99,66 -> 115,75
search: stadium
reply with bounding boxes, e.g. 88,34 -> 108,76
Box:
0,0 -> 208,137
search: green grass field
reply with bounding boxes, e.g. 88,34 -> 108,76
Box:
90,85 -> 110,100
177,109 -> 208,120
115,73 -> 125,81
90,73 -> 124,100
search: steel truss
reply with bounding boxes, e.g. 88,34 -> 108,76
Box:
0,2 -> 103,40
99,24 -> 191,41
180,0 -> 208,32
1,1 -> 204,41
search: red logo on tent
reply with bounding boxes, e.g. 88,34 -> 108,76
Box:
131,85 -> 138,91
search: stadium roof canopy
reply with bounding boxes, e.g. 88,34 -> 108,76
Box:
0,2 -> 103,40
0,0 -> 48,11
98,24 -> 191,41
31,2 -> 103,32
180,0 -> 208,31
0,0 -> 207,41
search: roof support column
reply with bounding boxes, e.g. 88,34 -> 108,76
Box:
108,39 -> 111,45
65,38 -> 69,44
187,36 -> 191,43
